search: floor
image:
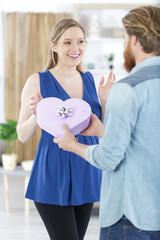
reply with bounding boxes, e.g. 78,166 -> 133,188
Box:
0,172 -> 100,240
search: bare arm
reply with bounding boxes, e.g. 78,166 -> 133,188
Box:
17,73 -> 42,143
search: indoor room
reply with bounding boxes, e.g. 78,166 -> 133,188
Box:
0,0 -> 160,239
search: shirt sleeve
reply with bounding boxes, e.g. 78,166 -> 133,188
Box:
85,82 -> 140,171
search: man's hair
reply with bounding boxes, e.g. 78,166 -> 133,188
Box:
122,6 -> 160,55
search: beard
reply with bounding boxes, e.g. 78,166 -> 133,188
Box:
123,41 -> 136,72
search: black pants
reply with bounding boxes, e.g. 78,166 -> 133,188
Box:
34,201 -> 93,240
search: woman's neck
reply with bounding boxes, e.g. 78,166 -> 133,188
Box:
51,64 -> 79,79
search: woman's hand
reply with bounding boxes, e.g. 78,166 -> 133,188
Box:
30,90 -> 42,115
98,70 -> 116,105
54,125 -> 77,152
80,113 -> 104,138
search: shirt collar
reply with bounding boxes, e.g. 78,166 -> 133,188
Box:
130,56 -> 160,75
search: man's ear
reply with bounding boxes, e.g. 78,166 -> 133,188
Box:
131,35 -> 138,46
50,41 -> 57,52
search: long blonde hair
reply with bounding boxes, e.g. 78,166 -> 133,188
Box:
122,6 -> 160,55
45,18 -> 86,72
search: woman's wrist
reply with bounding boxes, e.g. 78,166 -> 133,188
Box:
99,96 -> 107,106
30,113 -> 37,121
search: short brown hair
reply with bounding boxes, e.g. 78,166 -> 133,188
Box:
122,6 -> 160,55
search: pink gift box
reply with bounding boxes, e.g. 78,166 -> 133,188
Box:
36,97 -> 91,137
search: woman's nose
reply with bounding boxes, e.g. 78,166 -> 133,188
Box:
71,43 -> 79,51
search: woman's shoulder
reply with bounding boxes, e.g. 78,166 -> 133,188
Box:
81,70 -> 93,77
22,73 -> 40,93
81,70 -> 96,88
38,69 -> 49,76
81,70 -> 94,81
28,72 -> 39,80
21,73 -> 40,101
26,73 -> 40,87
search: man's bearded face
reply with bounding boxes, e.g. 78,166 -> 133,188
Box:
123,40 -> 136,72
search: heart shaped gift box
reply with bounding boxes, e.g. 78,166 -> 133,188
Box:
36,97 -> 91,137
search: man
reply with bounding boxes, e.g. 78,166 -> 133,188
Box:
54,6 -> 160,240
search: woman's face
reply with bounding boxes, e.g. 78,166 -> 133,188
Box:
52,26 -> 86,68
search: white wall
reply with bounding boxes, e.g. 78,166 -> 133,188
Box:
0,0 -> 159,12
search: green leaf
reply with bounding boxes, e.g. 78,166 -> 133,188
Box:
0,119 -> 18,154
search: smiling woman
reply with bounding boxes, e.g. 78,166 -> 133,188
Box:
16,18 -> 104,240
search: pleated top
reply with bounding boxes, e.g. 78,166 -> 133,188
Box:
25,70 -> 102,205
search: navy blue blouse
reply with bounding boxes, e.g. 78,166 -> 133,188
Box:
25,70 -> 102,205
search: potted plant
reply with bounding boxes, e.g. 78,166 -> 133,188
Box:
0,119 -> 18,171
105,53 -> 115,70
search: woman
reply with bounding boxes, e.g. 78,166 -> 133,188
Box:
17,18 -> 115,240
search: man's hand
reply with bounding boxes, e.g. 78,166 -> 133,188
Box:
80,113 -> 104,138
54,123 -> 95,161
54,124 -> 77,152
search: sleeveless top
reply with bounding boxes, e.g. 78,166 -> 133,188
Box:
25,70 -> 102,206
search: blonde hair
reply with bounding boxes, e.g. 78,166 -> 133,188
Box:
122,6 -> 160,55
45,18 -> 86,72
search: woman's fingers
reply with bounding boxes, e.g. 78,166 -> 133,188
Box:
107,70 -> 116,84
29,94 -> 39,115
107,70 -> 113,81
99,76 -> 105,87
37,90 -> 42,101
111,72 -> 116,83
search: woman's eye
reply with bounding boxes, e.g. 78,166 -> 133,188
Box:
79,40 -> 84,44
64,41 -> 71,45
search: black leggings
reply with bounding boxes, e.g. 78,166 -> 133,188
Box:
34,201 -> 93,240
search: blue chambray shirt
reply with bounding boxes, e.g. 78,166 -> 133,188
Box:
86,56 -> 160,230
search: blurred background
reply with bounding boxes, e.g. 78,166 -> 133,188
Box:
0,0 -> 159,163
0,1 -> 159,239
